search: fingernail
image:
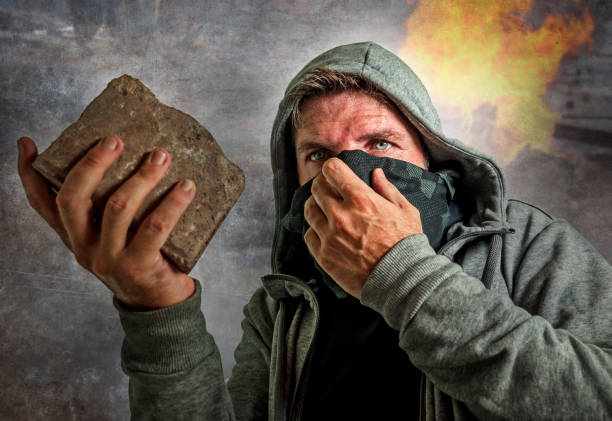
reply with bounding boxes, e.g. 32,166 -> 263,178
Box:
101,136 -> 118,150
150,150 -> 167,165
17,138 -> 24,154
181,179 -> 195,192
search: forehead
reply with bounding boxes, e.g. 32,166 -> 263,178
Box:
293,90 -> 417,146
299,90 -> 395,123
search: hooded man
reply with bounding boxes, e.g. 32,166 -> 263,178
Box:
17,42 -> 612,420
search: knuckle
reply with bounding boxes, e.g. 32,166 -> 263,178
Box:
303,229 -> 311,244
304,227 -> 314,241
397,195 -> 410,208
55,191 -> 74,209
305,227 -> 321,246
352,194 -> 372,211
351,194 -> 365,208
304,197 -> 313,213
341,185 -> 356,200
404,200 -> 420,215
106,193 -> 131,215
143,215 -> 171,235
332,213 -> 349,233
82,152 -> 106,169
167,191 -> 188,209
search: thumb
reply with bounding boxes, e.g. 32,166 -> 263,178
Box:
371,168 -> 409,208
17,136 -> 38,170
17,137 -> 70,248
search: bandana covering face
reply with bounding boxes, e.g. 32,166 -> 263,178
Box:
281,150 -> 463,298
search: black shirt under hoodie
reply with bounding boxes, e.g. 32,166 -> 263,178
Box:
281,151 -> 464,418
301,282 -> 423,420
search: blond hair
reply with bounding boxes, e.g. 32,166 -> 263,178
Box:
287,67 -> 392,129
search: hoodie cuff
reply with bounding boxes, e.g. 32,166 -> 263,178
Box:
360,234 -> 461,330
114,278 -> 210,374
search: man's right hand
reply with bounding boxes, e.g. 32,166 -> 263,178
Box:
17,135 -> 197,309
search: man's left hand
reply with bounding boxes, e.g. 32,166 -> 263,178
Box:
304,157 -> 423,299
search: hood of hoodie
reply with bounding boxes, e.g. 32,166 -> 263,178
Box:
269,41 -> 513,275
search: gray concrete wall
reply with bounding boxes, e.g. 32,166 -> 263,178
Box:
1,1 -> 610,419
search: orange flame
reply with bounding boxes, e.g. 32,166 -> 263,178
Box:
398,0 -> 594,164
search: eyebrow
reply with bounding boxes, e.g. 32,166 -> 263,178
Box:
295,140 -> 331,155
295,129 -> 407,155
357,129 -> 405,142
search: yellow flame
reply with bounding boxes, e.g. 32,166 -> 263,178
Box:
398,0 -> 594,164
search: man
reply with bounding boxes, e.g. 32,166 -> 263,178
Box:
17,42 -> 612,419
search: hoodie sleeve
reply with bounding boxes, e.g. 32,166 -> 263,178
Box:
359,229 -> 612,421
115,279 -> 274,420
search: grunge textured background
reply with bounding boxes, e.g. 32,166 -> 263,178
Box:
1,0 -> 610,418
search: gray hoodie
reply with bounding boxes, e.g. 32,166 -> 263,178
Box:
116,42 -> 612,420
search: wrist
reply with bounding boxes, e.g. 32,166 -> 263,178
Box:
360,234 -> 455,328
114,279 -> 208,373
119,276 -> 196,311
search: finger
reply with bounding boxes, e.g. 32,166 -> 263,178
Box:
99,148 -> 171,255
371,168 -> 409,207
127,179 -> 196,264
57,136 -> 123,249
310,174 -> 341,217
304,195 -> 327,235
304,227 -> 321,258
321,157 -> 369,203
17,137 -> 70,245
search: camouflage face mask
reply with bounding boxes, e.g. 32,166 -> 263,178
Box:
281,149 -> 463,297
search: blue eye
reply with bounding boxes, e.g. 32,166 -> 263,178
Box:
308,150 -> 326,161
374,141 -> 391,151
